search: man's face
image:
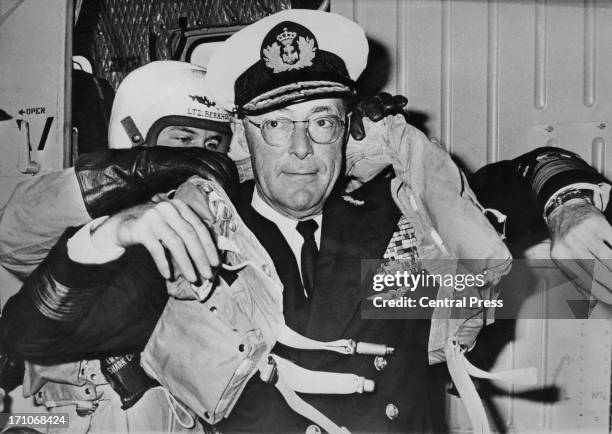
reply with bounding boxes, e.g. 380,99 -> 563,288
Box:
243,98 -> 347,219
157,126 -> 231,153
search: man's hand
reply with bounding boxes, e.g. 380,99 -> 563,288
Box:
90,187 -> 219,283
350,92 -> 408,140
548,200 -> 612,304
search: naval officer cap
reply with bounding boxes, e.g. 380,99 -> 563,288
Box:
206,9 -> 369,115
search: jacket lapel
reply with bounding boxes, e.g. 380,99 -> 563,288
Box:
235,177 -> 400,368
235,182 -> 310,332
304,176 -> 400,366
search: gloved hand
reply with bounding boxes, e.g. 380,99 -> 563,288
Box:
350,92 -> 408,140
75,146 -> 239,218
0,342 -> 24,396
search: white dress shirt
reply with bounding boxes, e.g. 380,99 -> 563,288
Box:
251,188 -> 322,289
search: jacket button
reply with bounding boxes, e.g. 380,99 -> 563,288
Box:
305,425 -> 321,434
374,356 -> 387,371
385,403 -> 399,420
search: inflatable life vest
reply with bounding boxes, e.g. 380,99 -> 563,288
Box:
141,177 -> 391,434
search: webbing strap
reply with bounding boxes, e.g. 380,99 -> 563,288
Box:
277,325 -> 393,356
444,338 -> 538,434
120,116 -> 145,146
43,399 -> 99,412
277,325 -> 355,354
272,376 -> 350,434
444,338 -> 490,434
157,386 -> 196,430
270,355 -> 374,394
462,355 -> 537,385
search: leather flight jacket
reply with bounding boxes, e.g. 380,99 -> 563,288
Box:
75,146 -> 239,218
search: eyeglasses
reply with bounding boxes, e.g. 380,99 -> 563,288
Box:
245,114 -> 347,147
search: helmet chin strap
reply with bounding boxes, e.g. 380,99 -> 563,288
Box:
120,116 -> 146,146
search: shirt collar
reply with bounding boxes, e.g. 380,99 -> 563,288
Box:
251,188 -> 322,242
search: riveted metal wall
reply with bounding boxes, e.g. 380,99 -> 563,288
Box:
332,0 -> 612,432
333,0 -> 612,175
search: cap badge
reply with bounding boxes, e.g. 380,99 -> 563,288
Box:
263,26 -> 317,73
189,95 -> 216,108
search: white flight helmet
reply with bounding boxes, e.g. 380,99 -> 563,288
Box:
107,60 -> 231,149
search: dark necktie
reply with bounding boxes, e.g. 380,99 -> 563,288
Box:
296,219 -> 319,299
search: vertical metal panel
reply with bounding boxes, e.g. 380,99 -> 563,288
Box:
63,0 -> 73,169
495,1 -> 537,160
592,136 -> 606,174
486,0 -> 500,164
449,1 -> 489,170
330,0 -> 356,20
353,0 -> 365,24
0,0 -> 71,317
583,0 -> 596,107
440,0 -> 453,152
547,2 -> 585,115
401,0 -> 443,141
396,0 -> 409,94
534,0 -> 548,110
0,0 -> 70,200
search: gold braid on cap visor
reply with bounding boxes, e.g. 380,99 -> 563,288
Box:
242,81 -> 356,114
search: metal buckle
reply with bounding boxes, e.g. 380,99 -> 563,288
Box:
75,400 -> 100,416
259,356 -> 278,385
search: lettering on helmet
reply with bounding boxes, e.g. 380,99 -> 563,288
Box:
186,107 -> 230,122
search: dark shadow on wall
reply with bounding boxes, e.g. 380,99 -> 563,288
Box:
358,37 -> 435,137
357,38 -> 391,96
404,110 -> 431,138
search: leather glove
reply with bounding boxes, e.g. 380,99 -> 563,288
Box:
76,146 -> 239,218
0,343 -> 24,396
350,92 -> 408,140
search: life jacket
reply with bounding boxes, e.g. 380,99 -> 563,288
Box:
142,177 -> 387,434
